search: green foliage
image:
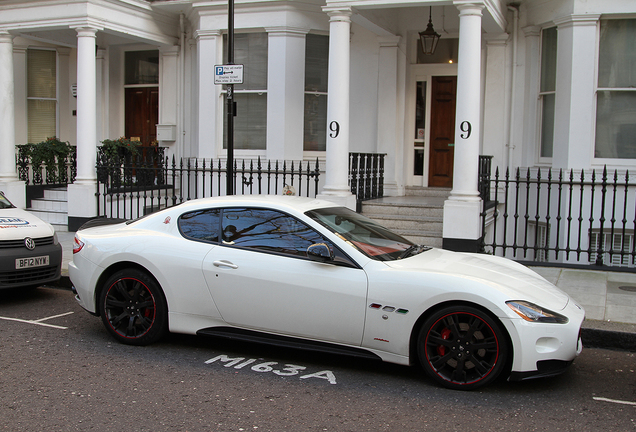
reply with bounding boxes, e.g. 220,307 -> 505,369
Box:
17,137 -> 73,168
16,137 -> 75,184
100,137 -> 142,158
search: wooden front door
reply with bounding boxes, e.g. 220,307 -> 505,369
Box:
428,76 -> 457,188
125,87 -> 158,146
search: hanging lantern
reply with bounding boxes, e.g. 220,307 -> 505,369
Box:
419,6 -> 441,55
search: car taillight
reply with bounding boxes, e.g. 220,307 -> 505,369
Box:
73,235 -> 85,254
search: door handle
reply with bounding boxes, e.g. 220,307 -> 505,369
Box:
213,260 -> 238,269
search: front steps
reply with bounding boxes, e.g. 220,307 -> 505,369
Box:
360,187 -> 449,248
27,187 -> 68,232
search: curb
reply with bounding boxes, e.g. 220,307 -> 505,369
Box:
581,328 -> 636,353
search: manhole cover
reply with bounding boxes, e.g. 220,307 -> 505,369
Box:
618,285 -> 636,292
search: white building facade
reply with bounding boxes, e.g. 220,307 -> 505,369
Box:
0,0 -> 635,253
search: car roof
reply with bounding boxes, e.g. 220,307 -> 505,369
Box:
164,195 -> 341,215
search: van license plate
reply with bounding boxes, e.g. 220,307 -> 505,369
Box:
15,256 -> 49,269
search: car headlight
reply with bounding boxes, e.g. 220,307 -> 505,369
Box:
506,301 -> 569,324
53,232 -> 59,245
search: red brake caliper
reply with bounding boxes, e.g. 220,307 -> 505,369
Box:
437,328 -> 452,356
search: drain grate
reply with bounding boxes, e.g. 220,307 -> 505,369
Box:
618,285 -> 636,293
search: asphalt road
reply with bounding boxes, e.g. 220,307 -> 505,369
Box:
1,287 -> 635,432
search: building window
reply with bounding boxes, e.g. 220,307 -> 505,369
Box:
589,229 -> 635,267
595,19 -> 636,159
125,50 -> 159,85
528,221 -> 550,262
539,27 -> 557,159
223,33 -> 268,150
27,49 -> 57,143
304,34 -> 329,151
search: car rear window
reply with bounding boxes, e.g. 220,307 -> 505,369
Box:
179,208 -> 221,242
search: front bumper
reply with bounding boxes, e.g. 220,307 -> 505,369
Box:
509,358 -> 575,381
504,298 -> 585,380
0,242 -> 62,289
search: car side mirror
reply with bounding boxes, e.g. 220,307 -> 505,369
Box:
307,243 -> 334,262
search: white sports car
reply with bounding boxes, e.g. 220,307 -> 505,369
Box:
0,191 -> 62,290
69,195 -> 584,390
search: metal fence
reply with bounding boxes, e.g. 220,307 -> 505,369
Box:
96,154 -> 322,220
16,145 -> 77,186
481,165 -> 636,269
349,152 -> 386,211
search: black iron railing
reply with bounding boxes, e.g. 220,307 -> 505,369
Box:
478,155 -> 493,208
349,152 -> 385,211
96,155 -> 321,220
481,165 -> 636,269
16,143 -> 77,186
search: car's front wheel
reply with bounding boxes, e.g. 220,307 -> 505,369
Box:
99,269 -> 167,345
417,305 -> 508,390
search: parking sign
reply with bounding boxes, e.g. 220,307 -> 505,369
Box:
214,65 -> 244,84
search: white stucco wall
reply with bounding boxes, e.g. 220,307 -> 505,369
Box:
3,0 -> 636,196
349,23 -> 380,154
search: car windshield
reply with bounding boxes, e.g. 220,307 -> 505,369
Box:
306,206 -> 429,261
0,193 -> 15,209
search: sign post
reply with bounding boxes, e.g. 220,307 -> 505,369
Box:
226,0 -> 236,195
215,1 -> 243,195
215,63 -> 244,195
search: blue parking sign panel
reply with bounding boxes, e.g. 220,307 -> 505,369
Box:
214,65 -> 244,84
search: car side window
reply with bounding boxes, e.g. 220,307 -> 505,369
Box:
179,208 -> 221,242
221,208 -> 325,257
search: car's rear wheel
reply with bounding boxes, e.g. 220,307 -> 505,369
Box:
99,269 -> 167,345
418,305 -> 508,390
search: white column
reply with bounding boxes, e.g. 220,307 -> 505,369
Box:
265,27 -> 308,162
376,35 -> 404,197
195,30 -> 222,159
96,47 -> 107,143
552,15 -> 600,169
318,7 -> 356,210
521,26 -> 541,167
68,26 -> 100,229
159,46 -> 179,135
74,27 -> 98,184
0,31 -> 17,180
443,2 -> 484,251
481,34 -> 509,170
13,44 -> 27,147
0,31 -> 25,206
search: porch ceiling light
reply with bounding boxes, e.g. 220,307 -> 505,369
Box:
419,6 -> 441,56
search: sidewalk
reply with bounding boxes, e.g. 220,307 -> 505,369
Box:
55,231 -> 636,352
529,266 -> 636,352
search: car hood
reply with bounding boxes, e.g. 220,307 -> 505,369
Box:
385,248 -> 570,310
0,208 -> 56,239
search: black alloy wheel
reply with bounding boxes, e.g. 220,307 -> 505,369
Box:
100,269 -> 167,346
418,305 -> 508,390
